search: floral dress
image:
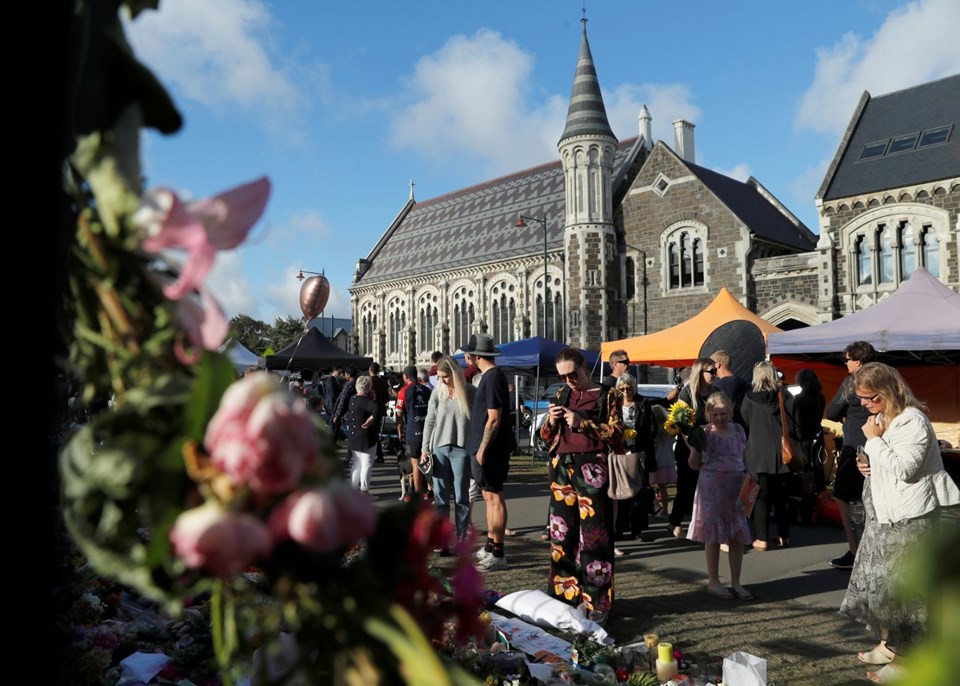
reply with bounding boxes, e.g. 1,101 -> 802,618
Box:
686,424 -> 752,545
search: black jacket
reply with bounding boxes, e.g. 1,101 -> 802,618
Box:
826,376 -> 873,450
742,389 -> 796,475
346,395 -> 380,451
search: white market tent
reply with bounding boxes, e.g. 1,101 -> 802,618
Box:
221,339 -> 261,373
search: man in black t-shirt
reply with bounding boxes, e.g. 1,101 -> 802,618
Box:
396,365 -> 432,498
464,333 -> 514,571
709,349 -> 751,425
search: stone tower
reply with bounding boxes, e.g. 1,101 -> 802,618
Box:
557,19 -> 619,350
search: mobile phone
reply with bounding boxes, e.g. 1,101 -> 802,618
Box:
856,446 -> 869,466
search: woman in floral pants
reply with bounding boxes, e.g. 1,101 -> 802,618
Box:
540,348 -> 623,626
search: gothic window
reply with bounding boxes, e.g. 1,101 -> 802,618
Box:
536,277 -> 564,340
851,214 -> 942,289
417,293 -> 437,355
856,235 -> 872,286
921,226 -> 939,277
665,227 -> 705,290
452,286 -> 475,350
490,282 -> 518,344
625,257 -> 636,300
360,301 -> 376,355
898,222 -> 916,279
878,224 -> 894,284
387,297 -> 405,355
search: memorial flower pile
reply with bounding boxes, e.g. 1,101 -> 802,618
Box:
58,2 -> 484,683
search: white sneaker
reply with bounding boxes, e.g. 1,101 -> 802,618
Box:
474,553 -> 507,571
473,547 -> 494,562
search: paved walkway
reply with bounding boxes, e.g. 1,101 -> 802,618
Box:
359,452 -> 883,685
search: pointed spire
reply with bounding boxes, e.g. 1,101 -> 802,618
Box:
559,20 -> 614,144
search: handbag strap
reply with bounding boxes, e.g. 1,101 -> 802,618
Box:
777,390 -> 789,442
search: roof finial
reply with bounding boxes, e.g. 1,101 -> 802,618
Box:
409,178 -> 415,200
581,1 -> 587,30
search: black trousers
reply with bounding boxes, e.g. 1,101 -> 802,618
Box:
669,440 -> 699,528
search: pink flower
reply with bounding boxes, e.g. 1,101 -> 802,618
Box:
137,176 -> 270,300
174,287 -> 229,364
205,372 -> 318,494
169,502 -> 272,577
269,484 -> 377,553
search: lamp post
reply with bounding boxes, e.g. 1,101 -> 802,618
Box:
516,214 -> 548,337
623,243 -> 648,336
296,269 -> 324,281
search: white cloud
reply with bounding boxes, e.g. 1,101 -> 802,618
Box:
389,29 -> 563,175
206,251 -> 258,320
604,83 -> 702,146
124,0 -> 303,133
796,0 -> 960,136
713,163 -> 752,182
389,30 -> 703,175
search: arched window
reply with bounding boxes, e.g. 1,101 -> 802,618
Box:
490,281 -> 518,344
387,297 -> 405,356
665,227 -> 705,290
898,221 -> 916,279
920,226 -> 939,277
417,292 -> 438,355
360,301 -> 376,356
451,286 -> 474,350
878,224 -> 894,284
856,235 -> 872,286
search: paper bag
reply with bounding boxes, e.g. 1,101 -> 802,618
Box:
723,651 -> 767,686
739,475 -> 760,517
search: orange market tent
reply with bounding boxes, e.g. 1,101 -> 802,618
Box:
601,288 -> 781,368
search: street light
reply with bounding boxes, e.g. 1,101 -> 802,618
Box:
296,269 -> 324,281
516,214 -> 548,337
623,243 -> 648,336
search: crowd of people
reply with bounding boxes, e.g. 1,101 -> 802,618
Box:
274,333 -> 958,675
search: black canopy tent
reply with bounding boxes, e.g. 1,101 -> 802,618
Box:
265,328 -> 373,372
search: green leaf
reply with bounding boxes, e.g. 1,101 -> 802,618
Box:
185,351 -> 239,442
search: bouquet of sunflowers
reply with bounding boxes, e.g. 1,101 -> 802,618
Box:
664,400 -> 708,454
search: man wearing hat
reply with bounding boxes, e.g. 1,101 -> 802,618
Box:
465,333 -> 515,571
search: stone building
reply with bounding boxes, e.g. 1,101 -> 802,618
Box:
754,73 -> 959,327
349,23 -> 958,370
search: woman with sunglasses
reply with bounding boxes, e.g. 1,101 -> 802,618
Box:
668,357 -> 717,538
540,347 -> 623,626
840,363 -> 959,683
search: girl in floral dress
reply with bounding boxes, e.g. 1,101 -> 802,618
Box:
686,392 -> 756,600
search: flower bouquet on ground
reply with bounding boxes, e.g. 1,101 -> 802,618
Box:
663,401 -> 707,456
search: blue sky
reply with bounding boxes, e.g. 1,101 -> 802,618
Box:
125,0 -> 960,323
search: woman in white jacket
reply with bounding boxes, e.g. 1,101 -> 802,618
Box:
839,362 -> 960,683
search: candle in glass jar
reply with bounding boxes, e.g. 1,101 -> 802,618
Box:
658,642 -> 673,663
644,632 -> 659,649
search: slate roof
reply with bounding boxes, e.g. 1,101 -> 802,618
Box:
559,23 -> 615,143
820,73 -> 960,201
686,161 -> 817,251
354,138 -> 643,287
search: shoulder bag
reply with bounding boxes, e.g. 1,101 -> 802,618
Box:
778,391 -> 805,472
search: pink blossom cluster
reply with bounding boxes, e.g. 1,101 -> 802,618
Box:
134,176 -> 271,364
169,372 -> 376,577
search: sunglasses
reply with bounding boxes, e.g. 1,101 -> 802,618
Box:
558,369 -> 581,382
704,368 -> 718,376
612,359 -> 629,366
856,393 -> 881,403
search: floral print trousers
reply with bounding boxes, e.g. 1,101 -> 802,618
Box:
548,452 -> 614,613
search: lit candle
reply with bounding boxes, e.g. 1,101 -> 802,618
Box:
658,642 -> 673,663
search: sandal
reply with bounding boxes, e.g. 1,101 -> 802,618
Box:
752,539 -> 768,551
504,528 -> 518,537
866,664 -> 903,683
707,585 -> 735,599
858,645 -> 895,666
729,585 -> 754,600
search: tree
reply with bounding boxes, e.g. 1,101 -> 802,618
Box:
269,315 -> 305,352
229,314 -> 270,356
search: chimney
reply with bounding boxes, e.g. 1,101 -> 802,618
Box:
638,105 -> 653,151
672,119 -> 695,163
